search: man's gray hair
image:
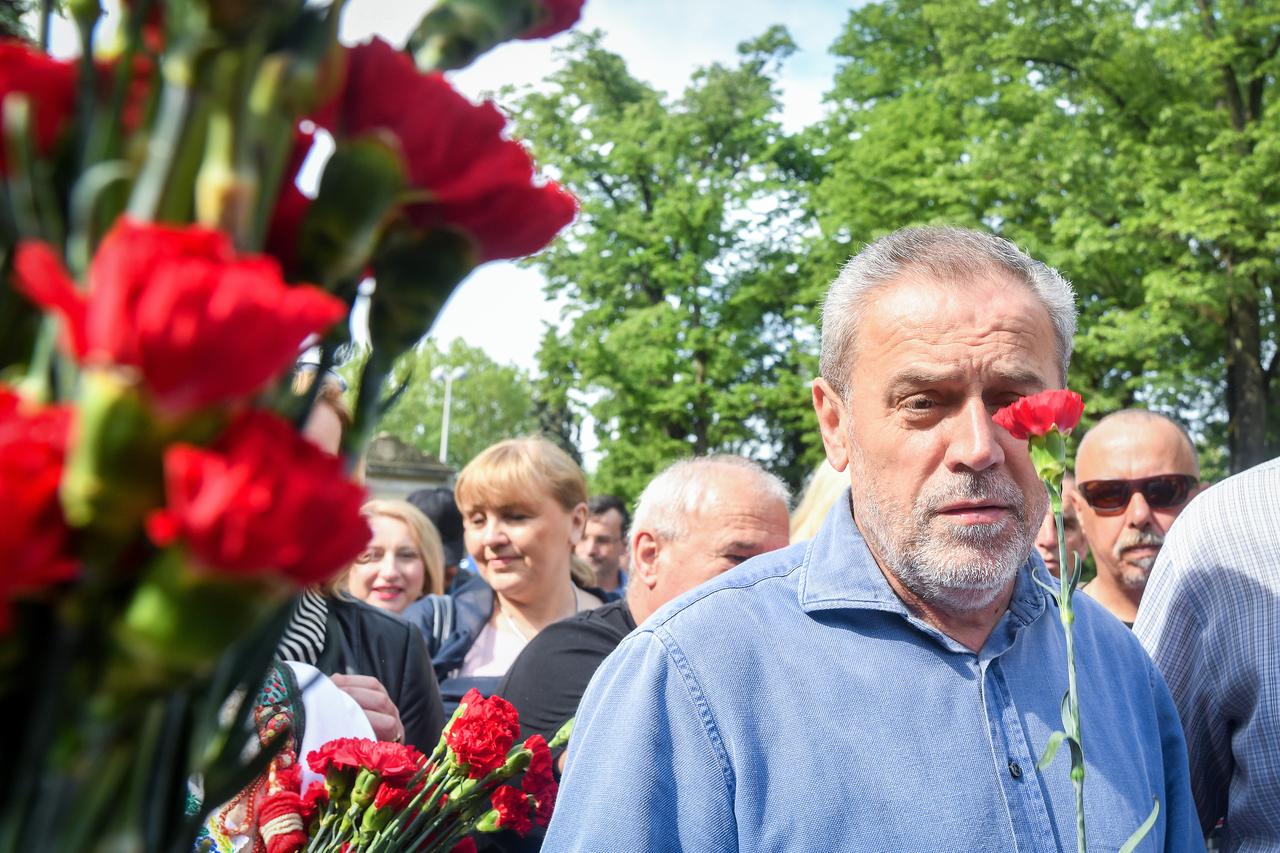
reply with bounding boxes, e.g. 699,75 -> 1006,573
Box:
820,226 -> 1078,395
631,455 -> 791,542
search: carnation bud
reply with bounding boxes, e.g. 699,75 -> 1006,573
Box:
112,548 -> 287,692
350,768 -> 380,809
474,808 -> 502,834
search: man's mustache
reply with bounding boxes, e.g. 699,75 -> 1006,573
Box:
1113,528 -> 1164,557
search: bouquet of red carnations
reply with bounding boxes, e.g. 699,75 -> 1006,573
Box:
219,691 -> 568,853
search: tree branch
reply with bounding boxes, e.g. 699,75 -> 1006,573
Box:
1195,0 -> 1249,129
1014,55 -> 1151,134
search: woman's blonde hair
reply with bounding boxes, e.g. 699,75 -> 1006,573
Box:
357,499 -> 446,597
790,461 -> 848,543
455,436 -> 596,589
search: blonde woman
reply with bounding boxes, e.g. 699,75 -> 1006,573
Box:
790,461 -> 848,543
403,436 -> 604,709
346,500 -> 446,614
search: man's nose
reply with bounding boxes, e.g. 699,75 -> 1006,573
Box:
945,399 -> 1005,472
1125,489 -> 1155,528
1036,519 -> 1057,550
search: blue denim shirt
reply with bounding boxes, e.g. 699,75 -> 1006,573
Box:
545,496 -> 1203,852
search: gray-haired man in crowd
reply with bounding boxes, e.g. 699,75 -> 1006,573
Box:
498,455 -> 791,747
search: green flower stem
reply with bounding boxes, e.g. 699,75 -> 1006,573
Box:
1057,501 -> 1086,853
127,53 -> 212,223
70,0 -> 102,173
86,0 -> 154,168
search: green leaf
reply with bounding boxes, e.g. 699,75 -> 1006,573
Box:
298,136 -> 410,288
1117,797 -> 1160,853
1031,571 -> 1060,603
1036,730 -> 1067,771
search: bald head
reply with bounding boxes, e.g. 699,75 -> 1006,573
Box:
1076,410 -> 1199,481
1072,409 -> 1201,621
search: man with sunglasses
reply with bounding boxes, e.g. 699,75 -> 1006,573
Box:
1071,410 -> 1201,626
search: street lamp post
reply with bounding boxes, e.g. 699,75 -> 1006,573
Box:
431,365 -> 466,464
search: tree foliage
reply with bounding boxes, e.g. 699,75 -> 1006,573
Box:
510,29 -> 825,502
348,338 -> 540,468
812,0 -> 1279,474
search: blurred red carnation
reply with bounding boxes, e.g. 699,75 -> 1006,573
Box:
273,38 -> 575,267
146,410 -> 369,586
13,219 -> 345,414
0,40 -> 76,175
0,387 -> 77,632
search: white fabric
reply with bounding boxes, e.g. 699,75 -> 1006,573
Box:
457,621 -> 526,677
286,661 -> 374,788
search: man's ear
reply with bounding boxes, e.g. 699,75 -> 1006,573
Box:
630,530 -> 661,590
812,377 -> 851,472
568,501 -> 588,546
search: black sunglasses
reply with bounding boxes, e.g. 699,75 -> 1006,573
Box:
1077,474 -> 1197,514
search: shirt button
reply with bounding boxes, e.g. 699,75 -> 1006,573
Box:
1008,760 -> 1023,779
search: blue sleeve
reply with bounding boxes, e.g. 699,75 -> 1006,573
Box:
543,627 -> 738,852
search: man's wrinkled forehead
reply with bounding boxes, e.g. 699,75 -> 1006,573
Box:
855,274 -> 1062,387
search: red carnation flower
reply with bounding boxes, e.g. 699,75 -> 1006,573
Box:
365,740 -> 425,785
13,219 -> 346,414
372,782 -> 412,812
446,689 -> 520,778
0,41 -> 76,175
0,387 -> 77,633
451,839 -> 477,853
300,781 -> 328,823
490,785 -> 533,836
992,390 -> 1084,441
146,411 -> 370,586
520,735 -> 556,826
275,38 -> 575,267
520,0 -> 585,39
307,732 -> 373,773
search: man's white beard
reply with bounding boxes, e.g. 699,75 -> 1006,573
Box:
848,443 -> 1041,613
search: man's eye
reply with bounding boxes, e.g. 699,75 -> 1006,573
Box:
905,396 -> 935,411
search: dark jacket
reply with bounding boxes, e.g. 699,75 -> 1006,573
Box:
316,594 -> 445,752
403,571 -> 495,682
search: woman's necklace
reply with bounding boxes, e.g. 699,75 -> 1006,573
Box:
499,580 -> 580,644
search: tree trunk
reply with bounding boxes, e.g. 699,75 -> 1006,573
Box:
1225,287 -> 1268,472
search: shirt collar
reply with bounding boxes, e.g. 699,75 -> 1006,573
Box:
798,488 -> 1048,636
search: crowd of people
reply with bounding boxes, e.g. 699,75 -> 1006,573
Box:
229,225 -> 1277,852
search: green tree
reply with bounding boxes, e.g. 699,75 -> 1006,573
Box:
349,338 -> 540,468
509,28 -> 824,502
812,0 -> 1278,475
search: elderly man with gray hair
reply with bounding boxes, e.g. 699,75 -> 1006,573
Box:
544,226 -> 1201,852
497,454 -> 790,747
